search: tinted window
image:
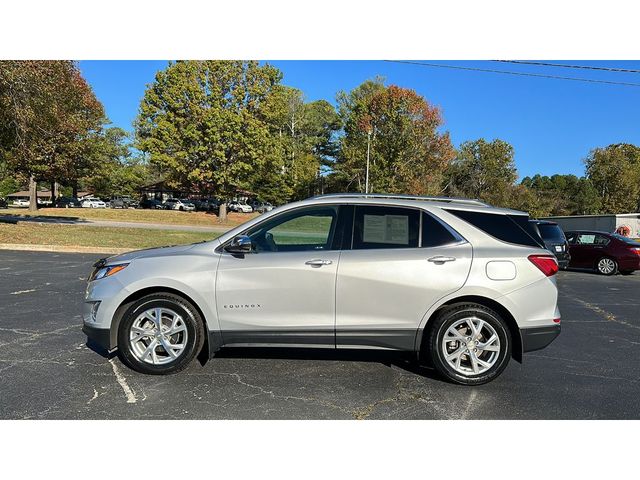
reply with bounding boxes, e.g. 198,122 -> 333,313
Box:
353,206 -> 420,249
246,206 -> 338,252
421,212 -> 460,247
611,233 -> 640,245
574,233 -> 610,246
537,224 -> 566,243
447,209 -> 544,248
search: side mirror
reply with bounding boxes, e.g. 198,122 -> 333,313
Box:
225,235 -> 254,254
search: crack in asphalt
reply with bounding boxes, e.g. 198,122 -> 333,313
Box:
188,370 -> 355,417
564,294 -> 640,331
0,324 -> 78,348
188,367 -> 455,420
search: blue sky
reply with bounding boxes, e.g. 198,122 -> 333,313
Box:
79,60 -> 640,180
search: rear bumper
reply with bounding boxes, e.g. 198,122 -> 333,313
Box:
82,324 -> 111,351
521,324 -> 561,353
618,257 -> 640,271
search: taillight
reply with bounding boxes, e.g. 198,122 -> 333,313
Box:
630,247 -> 640,256
528,254 -> 559,276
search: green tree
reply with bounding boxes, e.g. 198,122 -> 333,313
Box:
444,138 -> 517,205
521,173 -> 601,215
0,61 -> 104,210
334,79 -> 454,194
266,86 -> 340,200
585,143 -> 640,214
136,60 -> 284,220
83,127 -> 154,198
0,156 -> 18,198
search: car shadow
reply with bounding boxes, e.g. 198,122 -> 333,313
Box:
87,339 -> 442,381
0,213 -> 89,225
212,346 -> 441,380
85,339 -> 117,360
563,267 -> 634,276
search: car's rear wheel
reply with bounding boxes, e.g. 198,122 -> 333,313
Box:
428,303 -> 511,385
596,257 -> 617,275
117,293 -> 204,375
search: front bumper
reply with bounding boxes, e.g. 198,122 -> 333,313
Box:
82,324 -> 111,351
521,324 -> 561,353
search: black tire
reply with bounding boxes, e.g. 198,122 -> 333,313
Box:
596,257 -> 618,276
427,303 -> 512,386
117,293 -> 205,375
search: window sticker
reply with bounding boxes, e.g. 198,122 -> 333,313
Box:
363,214 -> 409,244
578,234 -> 595,244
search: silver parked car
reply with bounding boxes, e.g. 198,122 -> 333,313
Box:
83,194 -> 561,385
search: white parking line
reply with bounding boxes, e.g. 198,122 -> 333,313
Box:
109,358 -> 137,404
10,289 -> 36,295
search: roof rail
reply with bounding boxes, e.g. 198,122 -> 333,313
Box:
311,193 -> 490,207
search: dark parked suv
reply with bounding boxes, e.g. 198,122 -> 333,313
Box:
530,220 -> 570,269
565,230 -> 640,275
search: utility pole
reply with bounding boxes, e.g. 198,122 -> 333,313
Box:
365,128 -> 372,194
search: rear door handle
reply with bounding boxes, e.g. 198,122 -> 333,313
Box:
428,256 -> 456,264
305,259 -> 333,267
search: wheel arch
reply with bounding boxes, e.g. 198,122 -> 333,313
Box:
417,295 -> 523,363
109,286 -> 220,360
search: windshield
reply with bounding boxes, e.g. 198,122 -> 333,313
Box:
537,224 -> 566,242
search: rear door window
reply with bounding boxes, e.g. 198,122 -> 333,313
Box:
353,206 -> 420,249
446,209 -> 544,248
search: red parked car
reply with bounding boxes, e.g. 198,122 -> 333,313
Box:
565,230 -> 640,275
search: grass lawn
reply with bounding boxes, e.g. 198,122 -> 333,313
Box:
2,207 -> 258,228
0,223 -> 219,249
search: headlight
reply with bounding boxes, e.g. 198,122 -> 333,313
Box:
90,263 -> 129,281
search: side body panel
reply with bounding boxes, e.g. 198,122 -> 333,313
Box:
215,250 -> 340,346
335,243 -> 472,350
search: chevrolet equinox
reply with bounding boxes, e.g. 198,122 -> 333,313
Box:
83,194 -> 561,385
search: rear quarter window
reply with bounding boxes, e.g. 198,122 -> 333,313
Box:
446,209 -> 544,248
537,224 -> 567,243
421,212 -> 462,247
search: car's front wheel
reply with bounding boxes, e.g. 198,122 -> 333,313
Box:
596,257 -> 617,275
117,293 -> 205,375
428,303 -> 511,385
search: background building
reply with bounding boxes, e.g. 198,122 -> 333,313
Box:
542,213 -> 640,237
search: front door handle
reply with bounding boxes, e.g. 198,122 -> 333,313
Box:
305,259 -> 333,267
428,256 -> 456,264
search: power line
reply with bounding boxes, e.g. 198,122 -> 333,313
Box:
493,60 -> 640,74
384,60 -> 640,88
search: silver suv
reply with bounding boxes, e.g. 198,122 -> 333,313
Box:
83,194 -> 561,385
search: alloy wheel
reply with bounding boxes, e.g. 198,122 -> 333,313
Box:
129,307 -> 188,365
597,258 -> 616,275
441,316 -> 501,376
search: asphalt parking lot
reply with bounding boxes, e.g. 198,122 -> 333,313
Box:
1,250 -> 639,419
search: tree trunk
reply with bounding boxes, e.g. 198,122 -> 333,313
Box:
218,202 -> 227,222
72,182 -> 78,199
50,180 -> 57,207
28,175 -> 38,211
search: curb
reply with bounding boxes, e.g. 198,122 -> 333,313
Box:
0,243 -> 131,255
